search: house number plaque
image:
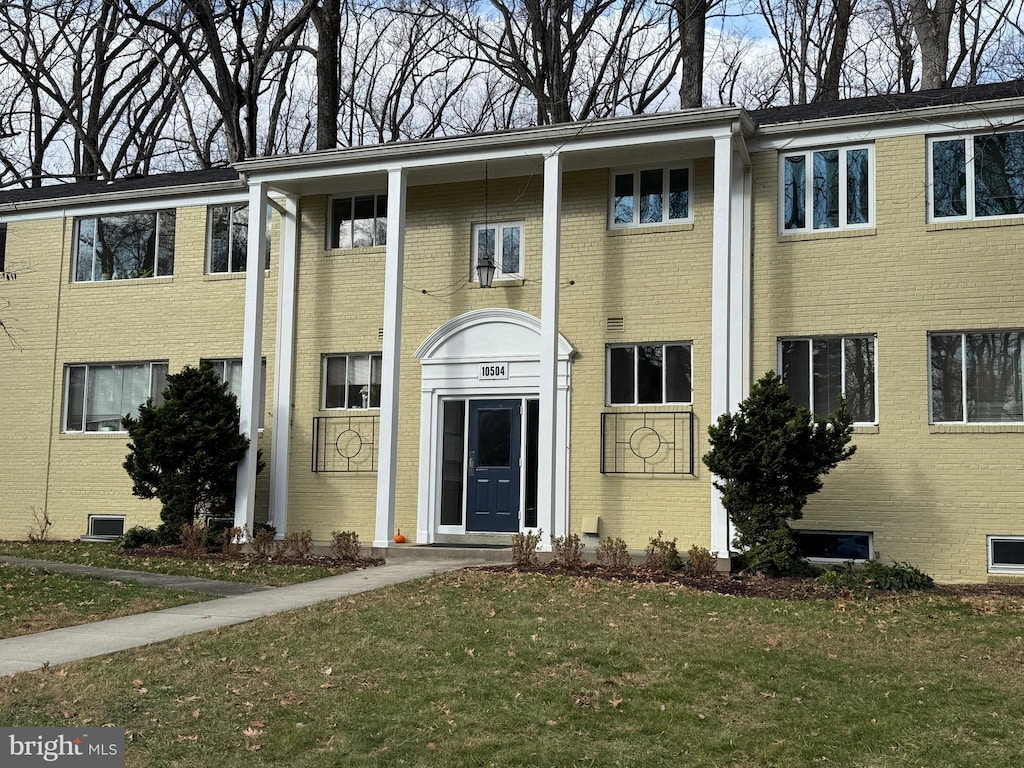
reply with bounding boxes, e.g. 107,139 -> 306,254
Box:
478,362 -> 509,380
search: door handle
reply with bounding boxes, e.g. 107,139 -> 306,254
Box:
468,451 -> 475,477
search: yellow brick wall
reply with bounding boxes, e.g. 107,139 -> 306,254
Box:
751,134 -> 1024,581
287,168 -> 716,552
0,204 -> 277,540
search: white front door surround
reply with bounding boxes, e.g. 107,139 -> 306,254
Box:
414,308 -> 574,546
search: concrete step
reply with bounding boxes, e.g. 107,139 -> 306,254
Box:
373,543 -> 513,565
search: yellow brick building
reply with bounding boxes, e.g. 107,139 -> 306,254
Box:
2,82 -> 1023,581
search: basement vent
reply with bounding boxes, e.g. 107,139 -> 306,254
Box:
606,317 -> 624,333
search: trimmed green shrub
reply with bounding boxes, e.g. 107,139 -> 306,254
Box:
703,372 -> 856,576
123,363 -> 254,541
818,559 -> 935,592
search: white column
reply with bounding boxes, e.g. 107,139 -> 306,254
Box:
234,181 -> 269,534
268,194 -> 299,534
728,154 -> 748,412
373,167 -> 408,548
537,152 -> 562,548
709,134 -> 733,556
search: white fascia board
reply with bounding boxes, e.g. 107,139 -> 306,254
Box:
236,109 -> 747,183
0,186 -> 248,223
751,100 -> 1024,151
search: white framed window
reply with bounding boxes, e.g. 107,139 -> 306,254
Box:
610,166 -> 691,228
328,194 -> 387,249
779,335 -> 877,424
207,204 -> 271,273
63,361 -> 168,432
322,353 -> 382,409
793,530 -> 872,562
929,331 -> 1022,424
203,358 -> 267,428
73,210 -> 176,281
988,535 -> 1024,573
472,221 -> 523,282
929,131 -> 1024,220
780,145 -> 872,232
607,343 -> 692,405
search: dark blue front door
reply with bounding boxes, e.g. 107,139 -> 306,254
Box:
466,399 -> 521,532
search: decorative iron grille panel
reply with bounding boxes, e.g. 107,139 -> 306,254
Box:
312,415 -> 379,473
600,411 -> 694,475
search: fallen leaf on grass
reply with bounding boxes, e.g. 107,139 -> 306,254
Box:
177,735 -> 198,742
608,697 -> 624,708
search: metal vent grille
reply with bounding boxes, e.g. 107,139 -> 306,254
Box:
378,327 -> 384,341
606,317 -> 624,333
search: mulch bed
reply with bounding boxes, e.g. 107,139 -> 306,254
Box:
481,562 -> 1024,601
121,544 -> 384,569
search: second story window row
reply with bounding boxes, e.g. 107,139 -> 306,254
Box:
74,210 -> 176,282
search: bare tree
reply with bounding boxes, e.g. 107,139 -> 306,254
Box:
121,0 -> 318,161
422,0 -> 677,125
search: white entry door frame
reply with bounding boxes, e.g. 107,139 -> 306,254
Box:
414,308 -> 574,545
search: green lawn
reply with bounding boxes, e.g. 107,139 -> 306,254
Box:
0,562 -> 209,639
0,541 -> 360,587
1,569 -> 1022,767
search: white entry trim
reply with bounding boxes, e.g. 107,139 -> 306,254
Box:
415,309 -> 574,547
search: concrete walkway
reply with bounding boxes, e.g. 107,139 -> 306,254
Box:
0,558 -> 478,677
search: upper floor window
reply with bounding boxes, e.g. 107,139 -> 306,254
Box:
64,361 -> 167,432
204,357 -> 267,428
74,210 -> 175,281
779,335 -> 876,423
472,222 -> 523,282
781,146 -> 872,232
930,331 -> 1022,423
329,194 -> 386,249
930,131 -> 1024,220
610,166 -> 691,228
607,343 -> 692,405
208,204 -> 270,273
322,353 -> 382,409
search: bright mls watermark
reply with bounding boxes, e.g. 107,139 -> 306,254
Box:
1,728 -> 124,767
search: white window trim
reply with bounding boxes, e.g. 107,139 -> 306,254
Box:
777,334 -> 879,426
928,330 -> 1024,425
321,353 -> 383,410
72,210 -> 176,282
778,144 -> 875,234
206,203 -> 272,274
795,530 -> 874,563
608,164 -> 693,229
326,192 -> 387,250
471,221 -> 524,282
988,535 -> 1024,574
605,342 -> 693,407
62,360 -> 168,433
927,131 -> 1024,223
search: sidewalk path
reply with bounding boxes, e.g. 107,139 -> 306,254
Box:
0,555 -> 271,596
0,559 -> 477,677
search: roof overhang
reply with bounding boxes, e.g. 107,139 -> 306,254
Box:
751,95 -> 1024,151
237,108 -> 752,194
